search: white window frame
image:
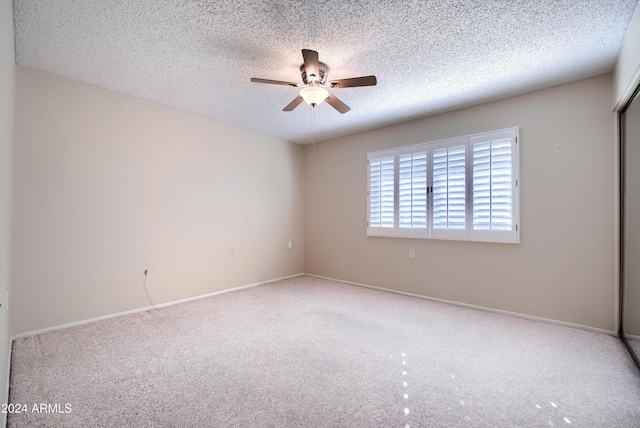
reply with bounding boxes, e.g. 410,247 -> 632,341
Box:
367,127 -> 519,244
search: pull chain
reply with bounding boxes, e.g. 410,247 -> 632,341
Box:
311,106 -> 316,147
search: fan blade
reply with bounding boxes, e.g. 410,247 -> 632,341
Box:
325,91 -> 351,114
302,49 -> 320,82
251,78 -> 300,87
283,96 -> 304,111
328,75 -> 377,88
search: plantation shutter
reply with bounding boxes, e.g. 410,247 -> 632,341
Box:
366,128 -> 518,243
368,153 -> 395,233
398,149 -> 428,229
471,129 -> 518,243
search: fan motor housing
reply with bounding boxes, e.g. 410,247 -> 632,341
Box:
300,62 -> 328,85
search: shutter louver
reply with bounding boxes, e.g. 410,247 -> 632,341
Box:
399,152 -> 428,228
433,145 -> 466,230
369,156 -> 395,228
473,138 -> 512,231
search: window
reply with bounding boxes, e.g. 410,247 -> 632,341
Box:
367,128 -> 519,243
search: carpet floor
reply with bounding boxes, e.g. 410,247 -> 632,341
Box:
8,275 -> 640,427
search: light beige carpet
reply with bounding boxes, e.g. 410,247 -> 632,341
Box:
8,275 -> 640,427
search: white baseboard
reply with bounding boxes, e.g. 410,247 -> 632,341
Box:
624,333 -> 640,341
306,274 -> 617,337
153,272 -> 304,308
11,271 -> 616,341
11,273 -> 304,341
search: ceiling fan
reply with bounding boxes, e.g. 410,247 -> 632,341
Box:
251,49 -> 377,114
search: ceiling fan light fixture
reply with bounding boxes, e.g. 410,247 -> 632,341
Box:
251,49 -> 375,113
300,85 -> 329,106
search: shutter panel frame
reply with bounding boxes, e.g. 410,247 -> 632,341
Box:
430,137 -> 470,241
470,128 -> 519,243
394,145 -> 429,238
367,150 -> 396,236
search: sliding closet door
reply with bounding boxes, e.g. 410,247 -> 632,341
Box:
622,88 -> 640,365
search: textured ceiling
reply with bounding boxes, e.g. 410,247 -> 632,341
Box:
13,0 -> 640,144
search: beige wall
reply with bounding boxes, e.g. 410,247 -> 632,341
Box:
12,67 -> 304,335
614,3 -> 640,109
304,74 -> 616,331
1,0 -> 15,418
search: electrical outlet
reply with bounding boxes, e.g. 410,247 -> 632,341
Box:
409,249 -> 415,259
230,248 -> 235,256
288,241 -> 292,249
